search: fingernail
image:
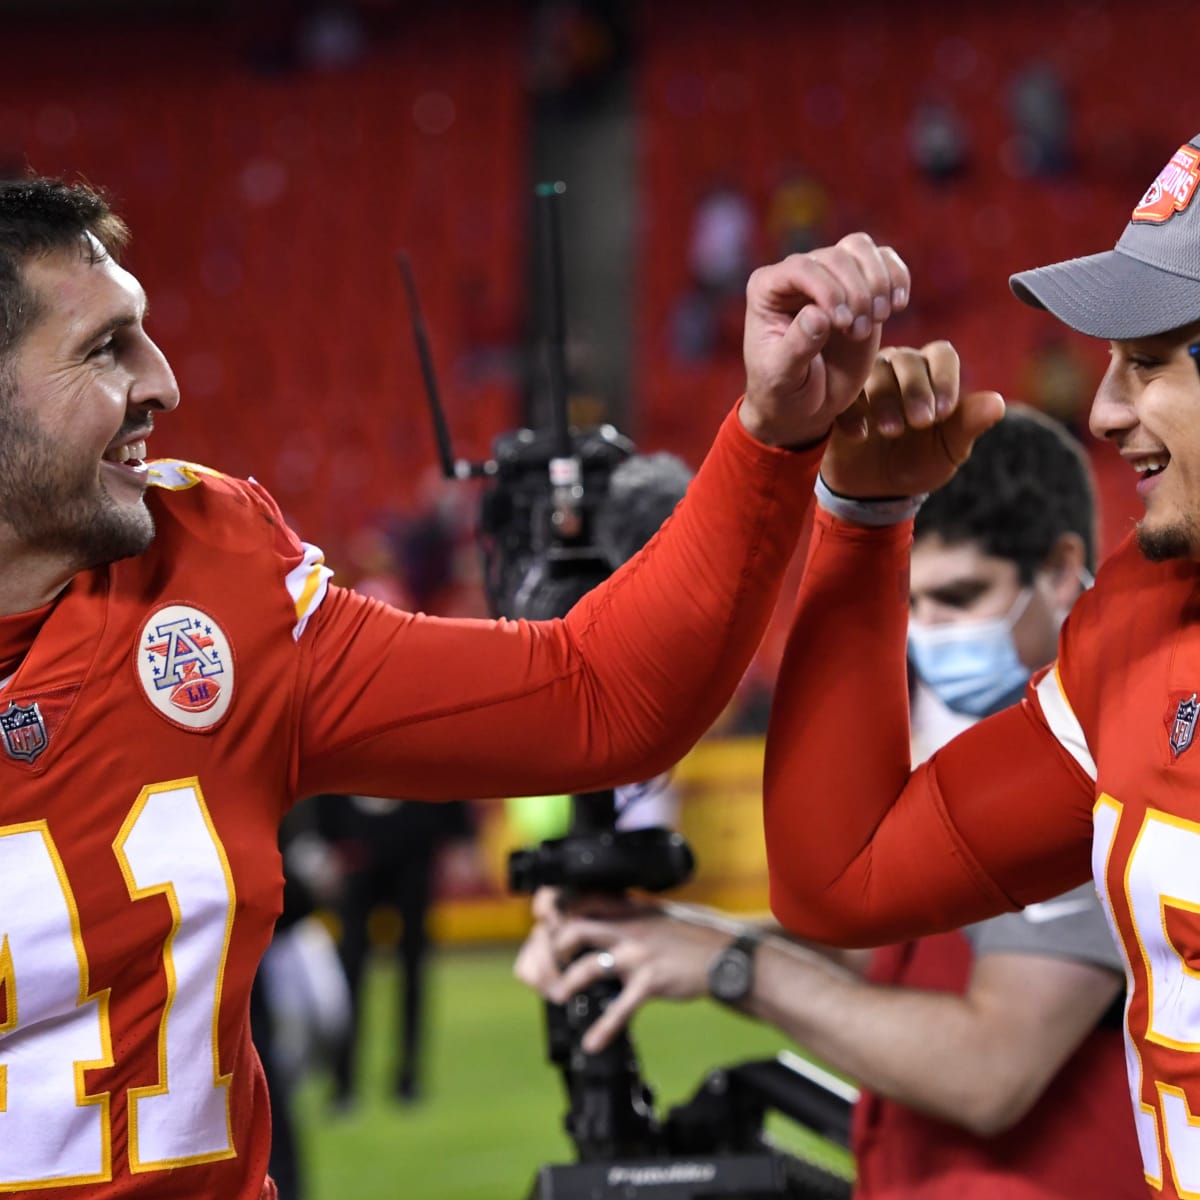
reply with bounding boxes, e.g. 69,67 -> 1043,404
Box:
799,308 -> 825,338
835,303 -> 853,327
852,314 -> 872,339
936,394 -> 955,417
919,402 -> 935,426
893,287 -> 908,307
878,418 -> 902,436
872,296 -> 889,321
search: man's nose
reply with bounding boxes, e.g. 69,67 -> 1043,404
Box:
130,335 -> 180,413
1088,361 -> 1132,443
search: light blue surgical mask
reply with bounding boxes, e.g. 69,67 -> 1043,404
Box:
907,587 -> 1033,717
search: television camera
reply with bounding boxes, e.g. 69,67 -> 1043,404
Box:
402,182 -> 853,1200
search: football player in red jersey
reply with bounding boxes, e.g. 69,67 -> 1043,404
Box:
762,133 -> 1200,1199
517,408 -> 1143,1198
0,178 -> 907,1198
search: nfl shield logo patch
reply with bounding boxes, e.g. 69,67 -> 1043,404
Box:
0,700 -> 48,763
1168,692 -> 1200,759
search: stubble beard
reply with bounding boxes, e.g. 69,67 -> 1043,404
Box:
1135,515 -> 1198,563
0,393 -> 156,570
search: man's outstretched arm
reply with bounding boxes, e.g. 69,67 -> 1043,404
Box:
295,239 -> 912,802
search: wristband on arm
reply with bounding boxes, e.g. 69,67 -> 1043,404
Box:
815,474 -> 927,527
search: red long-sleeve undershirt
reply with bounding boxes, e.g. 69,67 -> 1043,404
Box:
764,507 -> 1095,948
293,404 -> 825,802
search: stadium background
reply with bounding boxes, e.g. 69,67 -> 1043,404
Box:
11,0 -> 1199,1194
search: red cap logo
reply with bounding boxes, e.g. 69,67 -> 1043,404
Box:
1133,145 -> 1200,224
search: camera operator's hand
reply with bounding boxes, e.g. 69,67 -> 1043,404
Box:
513,887 -> 570,994
820,342 -> 1007,498
532,898 -> 742,1055
739,234 -> 911,449
514,888 -> 645,995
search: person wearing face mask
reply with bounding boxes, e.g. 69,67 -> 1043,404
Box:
904,404 -> 1096,750
906,578 -> 1038,736
516,403 -> 1142,1199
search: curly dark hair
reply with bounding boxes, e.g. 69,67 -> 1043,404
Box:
914,404 -> 1096,580
0,176 -> 128,362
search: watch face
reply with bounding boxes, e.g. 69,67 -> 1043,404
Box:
710,947 -> 752,1002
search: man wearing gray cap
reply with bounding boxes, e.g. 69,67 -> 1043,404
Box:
757,134 -> 1200,1200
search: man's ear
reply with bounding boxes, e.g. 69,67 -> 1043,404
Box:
1040,532 -> 1088,610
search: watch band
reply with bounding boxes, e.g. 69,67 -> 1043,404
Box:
707,931 -> 761,1006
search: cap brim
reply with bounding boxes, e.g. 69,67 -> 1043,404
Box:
1010,249 -> 1200,340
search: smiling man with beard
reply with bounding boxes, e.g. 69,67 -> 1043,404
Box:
0,177 -> 911,1199
761,132 -> 1200,1200
0,231 -> 174,581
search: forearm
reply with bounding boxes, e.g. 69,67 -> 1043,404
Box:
522,901 -> 1105,1137
558,404 -> 821,774
746,941 -> 1037,1134
763,509 -> 1014,943
764,508 -> 915,896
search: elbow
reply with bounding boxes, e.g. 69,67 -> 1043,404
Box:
768,884 -> 883,950
767,865 -> 954,949
764,840 -> 880,948
599,743 -> 684,795
912,1045 -> 1043,1137
953,1082 -> 1036,1139
763,878 -> 897,950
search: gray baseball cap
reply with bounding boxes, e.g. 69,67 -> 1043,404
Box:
1011,135 -> 1200,339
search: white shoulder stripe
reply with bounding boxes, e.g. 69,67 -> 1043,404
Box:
285,542 -> 333,641
1035,665 -> 1097,782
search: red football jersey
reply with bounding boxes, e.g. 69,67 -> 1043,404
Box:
765,506 -> 1200,1199
1037,537 -> 1200,1198
0,408 -> 818,1197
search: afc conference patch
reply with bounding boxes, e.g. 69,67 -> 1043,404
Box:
136,603 -> 235,731
0,700 -> 48,763
1167,691 -> 1199,759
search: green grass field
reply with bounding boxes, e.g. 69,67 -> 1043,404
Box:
291,946 -> 853,1199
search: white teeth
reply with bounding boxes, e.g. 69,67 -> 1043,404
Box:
104,440 -> 147,465
1136,456 -> 1168,476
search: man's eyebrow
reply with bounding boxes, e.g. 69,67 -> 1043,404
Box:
76,297 -> 149,350
919,576 -> 990,600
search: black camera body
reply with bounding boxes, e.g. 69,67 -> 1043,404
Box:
480,423 -> 633,623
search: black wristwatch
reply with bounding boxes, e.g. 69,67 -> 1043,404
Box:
707,932 -> 760,1006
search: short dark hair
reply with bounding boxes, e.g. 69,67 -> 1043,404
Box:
914,404 -> 1096,579
0,177 -> 129,361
